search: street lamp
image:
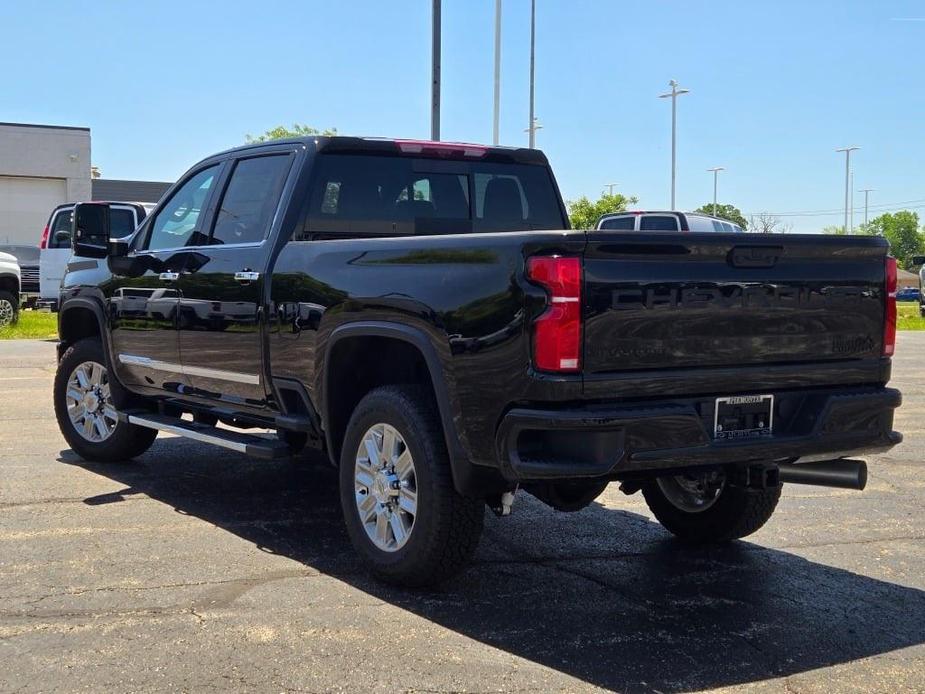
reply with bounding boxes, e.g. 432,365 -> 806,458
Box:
707,167 -> 725,216
858,188 -> 875,228
527,0 -> 537,148
603,183 -> 619,196
659,79 -> 690,210
836,146 -> 859,234
492,0 -> 501,145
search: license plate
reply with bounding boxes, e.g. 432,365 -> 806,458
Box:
713,394 -> 773,440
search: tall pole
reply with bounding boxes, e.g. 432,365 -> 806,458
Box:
659,80 -> 690,210
707,167 -> 724,216
431,0 -> 441,141
604,183 -> 619,196
493,0 -> 502,145
849,170 -> 854,234
527,0 -> 536,148
836,146 -> 858,234
859,188 -> 874,228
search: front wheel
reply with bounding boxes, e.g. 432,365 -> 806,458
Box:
339,385 -> 484,587
54,338 -> 158,462
642,468 -> 781,544
0,290 -> 19,327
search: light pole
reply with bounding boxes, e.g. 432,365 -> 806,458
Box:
850,170 -> 855,234
859,188 -> 875,228
492,0 -> 501,145
527,0 -> 536,148
603,183 -> 619,196
431,0 -> 441,140
659,80 -> 690,210
707,167 -> 725,216
836,146 -> 859,234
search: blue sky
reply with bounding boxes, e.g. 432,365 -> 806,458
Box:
2,0 -> 923,231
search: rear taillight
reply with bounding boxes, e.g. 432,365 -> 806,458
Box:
39,224 -> 49,249
526,255 -> 582,373
883,256 -> 897,357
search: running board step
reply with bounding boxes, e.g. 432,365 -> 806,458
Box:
122,413 -> 291,459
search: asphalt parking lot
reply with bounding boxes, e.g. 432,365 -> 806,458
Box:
1,335 -> 923,693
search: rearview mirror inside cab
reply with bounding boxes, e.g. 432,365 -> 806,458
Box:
72,203 -> 111,259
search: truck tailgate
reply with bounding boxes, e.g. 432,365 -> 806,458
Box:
582,233 -> 890,375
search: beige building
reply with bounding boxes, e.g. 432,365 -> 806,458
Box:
0,122 -> 91,245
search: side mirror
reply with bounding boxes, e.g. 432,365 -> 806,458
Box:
912,255 -> 925,267
72,203 -> 111,259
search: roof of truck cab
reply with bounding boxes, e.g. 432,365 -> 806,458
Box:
208,136 -> 549,165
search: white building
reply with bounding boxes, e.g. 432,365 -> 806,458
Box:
0,122 -> 91,245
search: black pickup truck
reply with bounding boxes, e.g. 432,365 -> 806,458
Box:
55,136 -> 902,586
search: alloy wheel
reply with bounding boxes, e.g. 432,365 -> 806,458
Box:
0,299 -> 14,327
354,423 -> 417,552
65,360 -> 118,442
656,469 -> 725,513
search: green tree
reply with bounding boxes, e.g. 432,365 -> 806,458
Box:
693,202 -> 748,229
865,211 -> 925,269
245,124 -> 337,144
567,193 -> 639,229
822,225 -> 847,235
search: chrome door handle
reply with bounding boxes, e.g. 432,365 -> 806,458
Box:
234,271 -> 260,283
159,271 -> 179,281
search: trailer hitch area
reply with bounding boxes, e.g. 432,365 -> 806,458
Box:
729,463 -> 781,491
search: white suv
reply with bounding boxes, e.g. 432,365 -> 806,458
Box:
596,210 -> 745,233
0,250 -> 21,327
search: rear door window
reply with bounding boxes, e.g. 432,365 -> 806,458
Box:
599,215 -> 635,230
211,154 -> 293,245
48,208 -> 74,249
686,215 -> 715,232
639,215 -> 680,231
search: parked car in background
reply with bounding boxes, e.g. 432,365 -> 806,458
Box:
912,255 -> 925,317
896,287 -> 920,302
596,210 -> 745,233
38,202 -> 154,310
0,250 -> 21,327
0,244 -> 39,307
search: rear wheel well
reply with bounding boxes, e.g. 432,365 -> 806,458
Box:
0,274 -> 19,296
325,336 -> 437,463
59,307 -> 102,355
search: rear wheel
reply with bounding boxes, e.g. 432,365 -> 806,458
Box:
339,385 -> 483,587
54,338 -> 157,462
642,468 -> 781,543
0,290 -> 18,327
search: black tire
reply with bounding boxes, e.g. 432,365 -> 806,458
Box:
642,473 -> 781,544
54,338 -> 157,462
0,290 -> 18,327
339,385 -> 484,587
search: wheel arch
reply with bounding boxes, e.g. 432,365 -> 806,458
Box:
322,321 -> 477,495
58,299 -> 107,358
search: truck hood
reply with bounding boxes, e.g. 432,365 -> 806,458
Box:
0,251 -> 20,274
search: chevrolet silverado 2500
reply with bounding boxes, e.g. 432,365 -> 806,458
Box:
54,136 -> 902,586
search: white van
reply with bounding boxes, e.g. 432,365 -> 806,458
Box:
38,202 -> 154,308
